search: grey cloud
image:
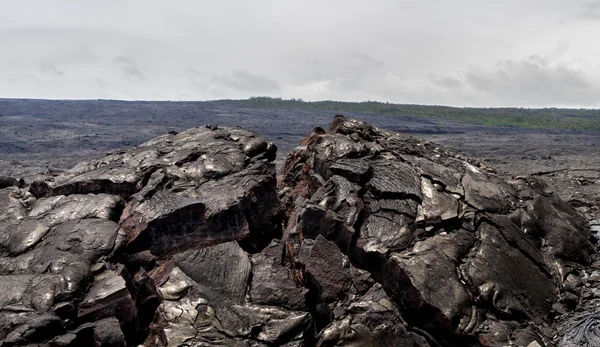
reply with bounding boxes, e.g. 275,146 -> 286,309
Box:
94,78 -> 112,90
2,77 -> 18,85
585,0 -> 600,9
429,75 -> 463,89
353,54 -> 384,69
211,70 -> 281,93
579,1 -> 600,19
187,68 -> 208,88
1,27 -> 155,45
113,55 -> 146,81
0,1 -> 599,106
113,55 -> 135,65
461,56 -> 598,105
548,40 -> 569,60
0,29 -> 100,69
326,54 -> 387,92
39,60 -> 64,77
122,66 -> 146,81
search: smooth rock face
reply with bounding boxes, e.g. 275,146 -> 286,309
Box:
0,116 -> 593,347
278,116 -> 593,346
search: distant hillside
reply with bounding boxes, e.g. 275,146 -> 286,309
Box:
2,97 -> 600,130
208,97 -> 600,130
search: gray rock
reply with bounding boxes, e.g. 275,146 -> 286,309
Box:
561,312 -> 600,347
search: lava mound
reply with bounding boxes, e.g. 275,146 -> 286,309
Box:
0,116 -> 593,346
277,116 -> 593,346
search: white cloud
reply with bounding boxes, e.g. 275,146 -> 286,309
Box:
0,1 -> 599,106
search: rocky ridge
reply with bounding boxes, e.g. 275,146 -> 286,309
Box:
0,116 -> 596,346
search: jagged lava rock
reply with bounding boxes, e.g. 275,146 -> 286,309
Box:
0,125 -> 284,346
278,116 -> 593,346
0,116 -> 594,347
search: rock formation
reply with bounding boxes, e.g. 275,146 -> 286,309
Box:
277,116 -> 594,347
0,125 -> 285,346
0,117 -> 595,346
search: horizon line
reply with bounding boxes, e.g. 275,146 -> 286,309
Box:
0,96 -> 598,111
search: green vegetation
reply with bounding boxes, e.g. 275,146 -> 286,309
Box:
210,97 -> 600,130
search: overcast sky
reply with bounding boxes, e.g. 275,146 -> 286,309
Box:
1,0 -> 600,107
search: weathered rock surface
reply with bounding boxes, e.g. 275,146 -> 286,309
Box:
0,116 -> 595,346
0,125 -> 285,346
278,116 -> 594,346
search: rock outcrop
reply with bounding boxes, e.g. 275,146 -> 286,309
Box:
277,116 -> 594,346
0,125 -> 285,346
0,117 -> 594,346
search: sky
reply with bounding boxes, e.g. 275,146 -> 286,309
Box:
1,0 -> 600,107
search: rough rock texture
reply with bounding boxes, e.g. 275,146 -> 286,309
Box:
0,116 -> 595,346
0,125 -> 285,346
278,116 -> 594,346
